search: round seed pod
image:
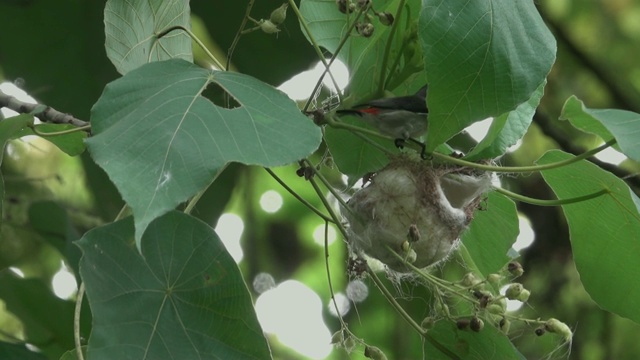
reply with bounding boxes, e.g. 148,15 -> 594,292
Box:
342,156 -> 491,272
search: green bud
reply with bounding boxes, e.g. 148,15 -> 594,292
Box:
516,289 -> 530,302
343,336 -> 357,352
461,272 -> 481,287
259,20 -> 280,34
364,345 -> 388,360
269,3 -> 288,25
330,330 -> 344,344
544,318 -> 573,343
487,273 -> 503,285
505,283 -> 524,300
421,316 -> 436,330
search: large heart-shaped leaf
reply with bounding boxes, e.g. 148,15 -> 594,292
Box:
87,59 -> 322,242
77,211 -> 271,360
539,150 -> 640,325
560,96 -> 640,162
420,0 -> 556,151
104,0 -> 192,74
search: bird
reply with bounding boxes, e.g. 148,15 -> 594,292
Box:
336,85 -> 428,158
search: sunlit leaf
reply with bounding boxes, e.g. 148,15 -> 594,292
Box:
14,124 -> 86,156
420,0 -> 556,151
465,82 -> 545,161
462,192 -> 518,277
539,150 -> 640,325
87,59 -> 322,243
560,96 -> 640,162
77,211 -> 271,360
104,0 -> 192,74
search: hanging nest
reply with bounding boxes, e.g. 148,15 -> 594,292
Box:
341,156 -> 492,272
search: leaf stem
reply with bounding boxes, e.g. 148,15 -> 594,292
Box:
30,124 -> 91,136
378,0 -> 406,91
287,0 -> 342,101
227,0 -> 255,71
367,266 -> 461,359
74,283 -> 85,360
431,139 -> 617,173
156,25 -> 225,70
264,167 -> 334,223
494,187 -> 610,206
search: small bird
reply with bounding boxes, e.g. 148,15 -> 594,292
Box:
336,85 -> 428,157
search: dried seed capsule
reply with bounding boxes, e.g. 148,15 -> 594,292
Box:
357,0 -> 370,9
456,319 -> 470,330
470,317 -> 484,332
507,261 -> 524,277
356,22 -> 375,37
378,12 -> 394,26
336,0 -> 349,14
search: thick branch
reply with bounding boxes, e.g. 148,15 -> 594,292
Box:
0,91 -> 89,127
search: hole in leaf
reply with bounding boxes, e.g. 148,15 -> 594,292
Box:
203,82 -> 241,109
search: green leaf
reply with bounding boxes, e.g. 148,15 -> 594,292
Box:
13,124 -> 86,156
426,320 -> 525,359
324,117 -> 400,179
0,273 -> 81,359
28,201 -> 83,277
0,114 -> 33,220
104,0 -> 192,74
87,59 -> 322,243
0,341 -> 47,360
0,1 -> 118,120
59,347 -> 86,360
0,114 -> 33,156
299,0 -> 425,99
560,96 -> 640,162
465,82 -> 545,161
462,192 -> 519,277
77,211 -> 271,360
420,0 -> 556,151
539,150 -> 640,325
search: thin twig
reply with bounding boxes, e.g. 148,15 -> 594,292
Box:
74,283 -> 85,360
0,91 -> 88,127
227,0 -> 256,71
